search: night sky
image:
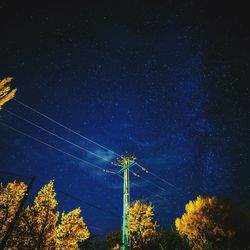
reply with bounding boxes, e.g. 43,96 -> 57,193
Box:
0,0 -> 249,238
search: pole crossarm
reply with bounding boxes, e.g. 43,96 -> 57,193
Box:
116,161 -> 136,175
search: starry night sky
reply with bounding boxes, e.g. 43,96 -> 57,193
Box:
0,0 -> 249,238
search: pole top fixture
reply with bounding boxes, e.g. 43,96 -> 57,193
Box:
113,153 -> 136,167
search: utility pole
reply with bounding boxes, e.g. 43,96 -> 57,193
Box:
115,155 -> 136,250
0,176 -> 36,250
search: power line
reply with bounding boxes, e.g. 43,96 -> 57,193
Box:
3,108 -> 112,164
2,100 -> 190,213
5,99 -> 187,197
0,121 -> 108,173
0,113 -> 123,182
57,190 -> 121,218
0,170 -> 121,219
0,112 -> 187,200
129,170 -> 170,194
129,171 -> 174,212
13,98 -> 121,157
130,180 -> 167,200
0,170 -> 166,206
0,133 -> 179,227
135,163 -> 187,196
104,169 -> 124,179
130,168 -> 186,201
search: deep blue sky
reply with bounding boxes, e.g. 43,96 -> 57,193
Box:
0,0 -> 249,238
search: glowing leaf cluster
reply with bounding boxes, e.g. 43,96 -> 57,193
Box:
0,77 -> 17,109
175,195 -> 249,249
0,181 -> 27,242
105,201 -> 158,249
8,180 -> 59,249
112,243 -> 121,250
128,200 -> 158,249
56,208 -> 90,249
0,180 -> 90,249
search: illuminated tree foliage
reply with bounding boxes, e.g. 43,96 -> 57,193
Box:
128,200 -> 158,249
0,180 -> 90,249
0,77 -> 17,109
2,180 -> 249,250
56,208 -> 90,249
8,180 -> 59,249
175,196 -> 250,250
105,201 -> 158,250
0,181 -> 27,242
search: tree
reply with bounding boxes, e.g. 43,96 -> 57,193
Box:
0,77 -> 17,109
1,180 -> 90,249
0,181 -> 27,242
175,196 -> 250,250
9,180 -> 59,249
128,200 -> 158,249
105,201 -> 158,250
56,208 -> 90,249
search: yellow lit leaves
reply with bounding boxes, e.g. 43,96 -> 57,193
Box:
175,196 -> 241,249
0,181 -> 27,241
33,180 -> 58,211
56,208 -> 90,249
106,201 -> 157,250
8,181 -> 59,249
0,77 -> 17,109
128,200 -> 158,249
0,180 -> 90,249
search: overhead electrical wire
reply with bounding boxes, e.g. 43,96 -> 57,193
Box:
0,115 -> 186,199
104,169 -> 123,179
2,108 -> 126,180
129,169 -> 170,193
57,190 -> 121,218
13,98 -> 121,157
0,113 -> 174,198
0,121 -> 170,205
130,179 -> 167,200
2,108 -> 112,164
0,121 -> 108,173
129,170 -> 176,207
1,109 -> 123,179
135,163 -> 188,196
0,169 -> 162,218
0,123 -> 181,218
4,98 -> 190,200
12,99 -> 186,194
0,170 -> 121,219
0,101 -> 191,221
4,105 -> 177,194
